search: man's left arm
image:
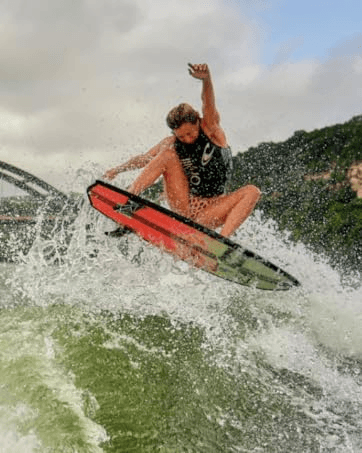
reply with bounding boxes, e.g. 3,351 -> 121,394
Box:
188,63 -> 219,125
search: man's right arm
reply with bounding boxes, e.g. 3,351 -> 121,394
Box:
103,144 -> 162,180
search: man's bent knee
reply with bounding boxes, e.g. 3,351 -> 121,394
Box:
237,184 -> 261,201
248,184 -> 262,201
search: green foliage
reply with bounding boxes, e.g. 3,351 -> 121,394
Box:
232,115 -> 362,272
2,116 -> 361,272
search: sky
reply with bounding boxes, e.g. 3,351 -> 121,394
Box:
0,0 -> 361,191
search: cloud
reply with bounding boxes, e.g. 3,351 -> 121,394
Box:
0,0 -> 361,190
218,47 -> 362,152
327,33 -> 362,59
0,0 -> 263,185
272,36 -> 305,65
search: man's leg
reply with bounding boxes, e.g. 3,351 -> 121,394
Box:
128,149 -> 191,216
194,185 -> 261,237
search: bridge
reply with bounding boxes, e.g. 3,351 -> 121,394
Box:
0,161 -> 80,261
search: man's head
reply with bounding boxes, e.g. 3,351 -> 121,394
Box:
166,103 -> 200,144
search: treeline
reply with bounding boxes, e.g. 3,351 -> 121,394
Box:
231,115 -> 362,273
2,117 -> 361,271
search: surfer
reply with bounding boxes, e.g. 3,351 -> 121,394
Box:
104,63 -> 261,237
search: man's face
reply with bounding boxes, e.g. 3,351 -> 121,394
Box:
173,122 -> 200,144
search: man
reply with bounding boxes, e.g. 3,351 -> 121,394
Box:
104,63 -> 261,238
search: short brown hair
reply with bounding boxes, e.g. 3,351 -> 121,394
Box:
166,103 -> 200,130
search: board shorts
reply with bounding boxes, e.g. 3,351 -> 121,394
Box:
189,195 -> 220,220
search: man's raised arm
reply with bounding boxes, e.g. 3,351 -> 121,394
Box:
188,63 -> 227,147
188,63 -> 220,127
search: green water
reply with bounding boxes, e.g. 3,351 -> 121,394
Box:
0,213 -> 361,452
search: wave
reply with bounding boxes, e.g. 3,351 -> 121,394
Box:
1,187 -> 361,452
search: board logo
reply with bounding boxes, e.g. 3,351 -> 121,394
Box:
114,199 -> 142,217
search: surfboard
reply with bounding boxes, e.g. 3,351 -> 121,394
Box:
87,180 -> 301,291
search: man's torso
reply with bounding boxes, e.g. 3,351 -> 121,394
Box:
173,129 -> 233,198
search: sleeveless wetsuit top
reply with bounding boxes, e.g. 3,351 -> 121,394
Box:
174,129 -> 233,198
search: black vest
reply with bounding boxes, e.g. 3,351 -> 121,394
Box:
174,130 -> 233,198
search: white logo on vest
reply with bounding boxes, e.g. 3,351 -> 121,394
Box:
201,143 -> 215,166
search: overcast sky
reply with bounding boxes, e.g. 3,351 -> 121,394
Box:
1,0 -> 361,191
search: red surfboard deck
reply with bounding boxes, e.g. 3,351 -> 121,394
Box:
87,180 -> 300,290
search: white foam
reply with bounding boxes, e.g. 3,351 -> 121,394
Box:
5,191 -> 362,450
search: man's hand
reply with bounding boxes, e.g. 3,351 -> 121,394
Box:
188,63 -> 210,80
103,167 -> 119,180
